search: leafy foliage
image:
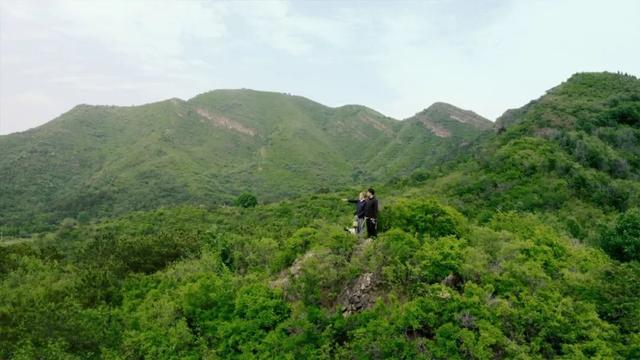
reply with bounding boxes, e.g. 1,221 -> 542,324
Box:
600,208 -> 640,261
235,192 -> 258,208
379,197 -> 466,239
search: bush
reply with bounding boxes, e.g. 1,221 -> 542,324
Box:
287,251 -> 347,306
600,208 -> 640,262
411,235 -> 465,284
274,227 -> 318,270
236,193 -> 258,208
371,228 -> 420,285
379,198 -> 466,239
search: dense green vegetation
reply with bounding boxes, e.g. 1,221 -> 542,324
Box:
2,196 -> 638,358
0,91 -> 490,234
413,73 -> 640,246
1,72 -> 639,358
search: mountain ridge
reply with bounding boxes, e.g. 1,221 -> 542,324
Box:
0,89 -> 491,232
3,88 -> 492,137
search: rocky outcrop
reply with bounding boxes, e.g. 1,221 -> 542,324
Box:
417,117 -> 452,138
425,102 -> 493,130
196,108 -> 256,136
337,271 -> 381,316
408,102 -> 493,138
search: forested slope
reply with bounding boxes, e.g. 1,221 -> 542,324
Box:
0,90 -> 490,234
1,195 -> 638,358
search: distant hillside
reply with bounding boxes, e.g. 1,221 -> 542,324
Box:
414,102 -> 493,134
0,90 -> 490,232
367,102 -> 492,180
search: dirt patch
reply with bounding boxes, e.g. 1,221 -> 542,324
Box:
360,115 -> 392,134
419,117 -> 451,138
196,108 -> 256,136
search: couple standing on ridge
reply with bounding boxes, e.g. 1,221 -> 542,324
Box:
344,188 -> 379,238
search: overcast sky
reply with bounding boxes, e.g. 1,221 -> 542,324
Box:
1,0 -> 639,135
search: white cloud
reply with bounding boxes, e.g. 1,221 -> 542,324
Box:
45,1 -> 227,71
229,1 -> 356,56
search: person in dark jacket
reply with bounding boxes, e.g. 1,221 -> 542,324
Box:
343,191 -> 366,234
364,188 -> 379,238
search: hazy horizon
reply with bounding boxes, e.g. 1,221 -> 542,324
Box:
1,0 -> 639,135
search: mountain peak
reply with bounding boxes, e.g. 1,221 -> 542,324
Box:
423,102 -> 492,129
408,102 -> 492,137
425,101 -> 459,111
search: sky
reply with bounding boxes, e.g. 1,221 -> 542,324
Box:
1,0 -> 639,135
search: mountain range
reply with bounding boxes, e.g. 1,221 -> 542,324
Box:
0,89 -> 491,231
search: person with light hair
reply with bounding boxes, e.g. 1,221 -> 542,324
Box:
343,191 -> 367,235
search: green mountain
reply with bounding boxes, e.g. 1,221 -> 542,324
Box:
0,90 -> 491,233
367,102 -> 493,180
2,72 -> 640,359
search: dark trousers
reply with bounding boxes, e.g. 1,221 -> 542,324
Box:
366,217 -> 377,238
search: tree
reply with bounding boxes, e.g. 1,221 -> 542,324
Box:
236,193 -> 258,208
601,208 -> 640,262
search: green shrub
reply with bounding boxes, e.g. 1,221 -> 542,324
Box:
379,198 -> 466,239
371,228 -> 420,286
591,262 -> 640,334
411,235 -> 465,284
236,193 -> 258,208
274,227 -> 318,270
287,251 -> 347,306
600,208 -> 640,261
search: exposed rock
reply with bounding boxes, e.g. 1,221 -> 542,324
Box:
196,108 -> 256,136
418,117 -> 452,138
337,271 -> 381,316
359,114 -> 392,134
408,102 -> 492,138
